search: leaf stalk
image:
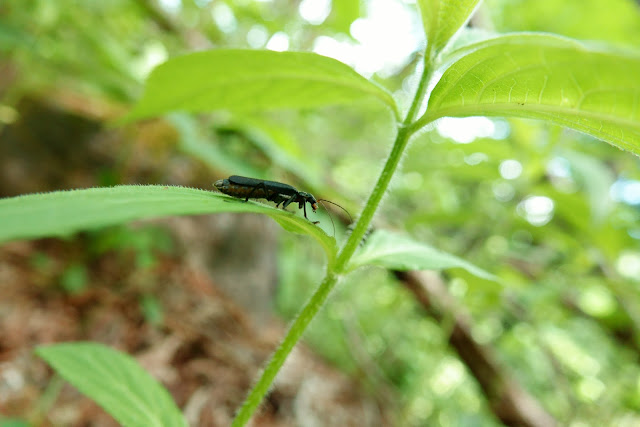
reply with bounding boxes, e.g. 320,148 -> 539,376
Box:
232,53 -> 436,426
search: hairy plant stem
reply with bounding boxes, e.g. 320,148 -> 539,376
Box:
232,58 -> 434,427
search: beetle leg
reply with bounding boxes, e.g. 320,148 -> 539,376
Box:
281,194 -> 296,210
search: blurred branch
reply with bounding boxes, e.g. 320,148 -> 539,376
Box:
134,0 -> 211,49
395,270 -> 556,427
134,0 -> 182,35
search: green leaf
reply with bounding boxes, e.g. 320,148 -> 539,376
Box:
36,342 -> 187,427
124,49 -> 398,122
419,33 -> 640,155
0,186 -> 337,267
417,0 -> 481,56
348,230 -> 496,281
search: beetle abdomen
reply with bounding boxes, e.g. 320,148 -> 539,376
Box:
215,179 -> 272,200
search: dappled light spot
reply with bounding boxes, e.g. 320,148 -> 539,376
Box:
464,152 -> 488,165
499,159 -> 522,180
312,0 -> 421,79
547,157 -> 578,193
0,104 -> 18,124
577,286 -> 617,317
266,32 -> 289,51
492,181 -> 515,202
616,251 -> 640,280
517,195 -> 554,226
299,0 -> 331,25
547,157 -> 571,178
430,359 -> 465,396
133,42 -> 168,80
348,0 -> 421,77
610,179 -> 640,205
247,25 -> 269,48
436,117 -> 498,143
158,0 -> 181,14
212,2 -> 237,33
545,328 -> 601,377
313,35 -> 357,69
577,377 -> 605,402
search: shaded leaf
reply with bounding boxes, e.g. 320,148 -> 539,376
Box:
124,49 -> 398,121
419,34 -> 640,155
348,230 -> 496,281
36,342 -> 187,427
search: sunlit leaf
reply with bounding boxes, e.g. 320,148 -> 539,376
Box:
124,49 -> 398,122
417,0 -> 482,56
348,230 -> 496,281
418,34 -> 640,155
37,342 -> 187,427
0,186 -> 337,266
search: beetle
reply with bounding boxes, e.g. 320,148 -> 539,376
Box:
214,175 -> 351,231
214,175 -> 319,221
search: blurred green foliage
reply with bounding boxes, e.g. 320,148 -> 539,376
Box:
486,0 -> 640,46
3,0 -> 640,425
88,224 -> 175,269
59,263 -> 89,294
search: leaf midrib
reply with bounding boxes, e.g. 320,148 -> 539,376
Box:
133,74 -> 396,119
418,102 -> 640,130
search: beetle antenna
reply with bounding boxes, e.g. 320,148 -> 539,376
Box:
316,200 -> 336,237
317,199 -> 353,223
317,199 -> 353,237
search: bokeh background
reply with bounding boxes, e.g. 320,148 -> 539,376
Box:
2,0 -> 640,426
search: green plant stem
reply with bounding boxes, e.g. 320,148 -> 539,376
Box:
231,272 -> 339,427
232,58 -> 434,427
29,374 -> 65,425
335,59 -> 433,272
